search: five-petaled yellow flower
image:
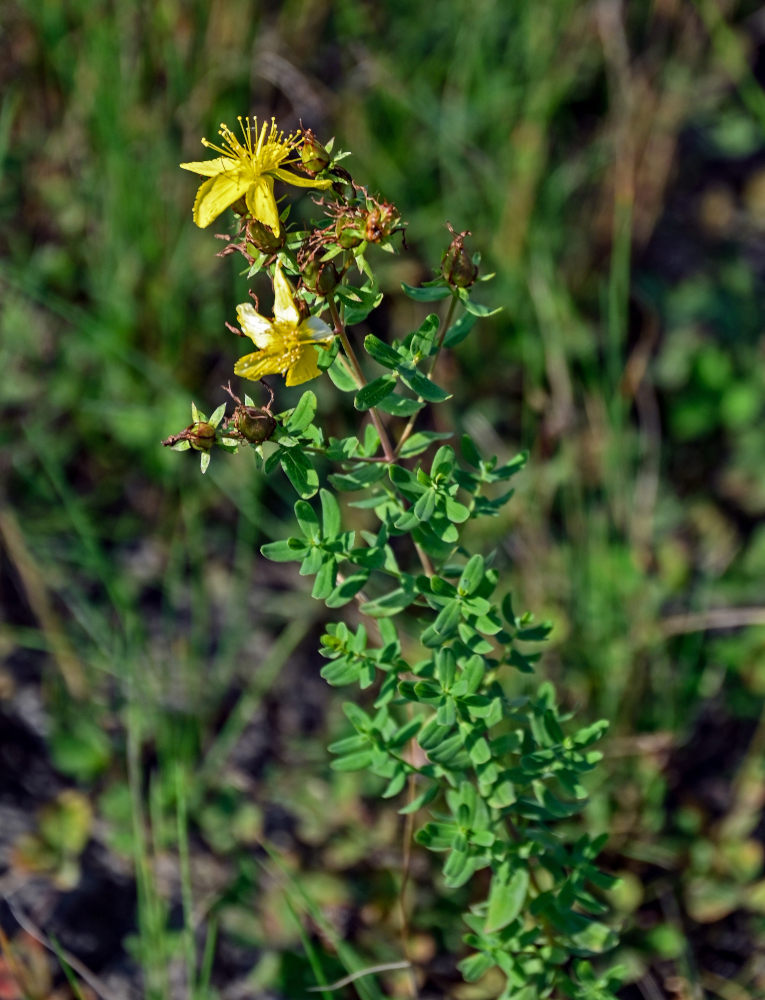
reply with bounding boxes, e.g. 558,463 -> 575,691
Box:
234,264 -> 334,386
180,117 -> 331,232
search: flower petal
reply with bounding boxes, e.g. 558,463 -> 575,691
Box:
192,172 -> 250,228
234,348 -> 288,382
245,177 -> 281,235
272,264 -> 301,326
272,168 -> 334,190
236,303 -> 273,348
179,156 -> 236,178
286,345 -> 322,386
299,316 -> 334,343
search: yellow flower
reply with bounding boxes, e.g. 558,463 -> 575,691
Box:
180,117 -> 331,232
234,264 -> 334,386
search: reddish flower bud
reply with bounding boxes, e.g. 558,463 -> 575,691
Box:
441,225 -> 478,288
365,201 -> 399,243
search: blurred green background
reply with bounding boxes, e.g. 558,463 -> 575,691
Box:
2,0 -> 765,997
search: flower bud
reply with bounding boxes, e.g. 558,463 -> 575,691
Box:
335,216 -> 364,249
440,227 -> 478,288
235,406 -> 276,445
365,201 -> 399,243
188,421 -> 217,451
247,218 -> 284,253
302,258 -> 339,296
300,129 -> 331,175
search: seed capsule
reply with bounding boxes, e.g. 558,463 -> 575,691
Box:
235,406 -> 276,444
188,421 -> 217,451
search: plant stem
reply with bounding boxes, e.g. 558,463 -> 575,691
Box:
399,768 -> 419,1000
327,294 -> 433,577
395,293 -> 459,457
327,293 -> 396,463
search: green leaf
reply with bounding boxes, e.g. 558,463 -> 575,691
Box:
376,394 -> 424,417
398,431 -> 453,459
443,312 -> 477,349
401,281 -> 453,302
280,448 -> 319,498
413,489 -> 437,522
315,337 -> 339,371
337,282 -> 383,324
209,403 -> 226,427
485,864 -> 529,933
261,538 -> 306,562
382,770 -> 407,798
329,463 -> 387,491
434,599 -> 462,636
326,435 -> 359,461
320,488 -> 341,538
399,367 -> 451,402
409,314 -> 440,357
467,735 -> 491,765
443,845 -> 475,888
570,920 -> 618,954
327,355 -> 358,392
331,750 -> 374,772
460,434 -> 482,467
427,733 -> 464,765
355,374 -> 398,411
200,451 -> 211,474
320,659 -> 362,686
431,445 -> 455,478
398,783 -> 439,814
364,334 -> 402,369
284,390 -> 317,433
444,496 -> 470,523
327,734 -> 368,754
294,499 -> 320,539
417,718 -> 452,750
325,571 -> 370,608
360,585 -> 415,617
488,780 -> 516,809
300,548 -> 324,576
458,952 -> 494,983
311,558 -> 336,600
343,701 -> 371,730
458,554 -> 485,595
463,298 -> 502,317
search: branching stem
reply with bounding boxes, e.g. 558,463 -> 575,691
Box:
327,293 -> 396,463
395,293 -> 459,457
